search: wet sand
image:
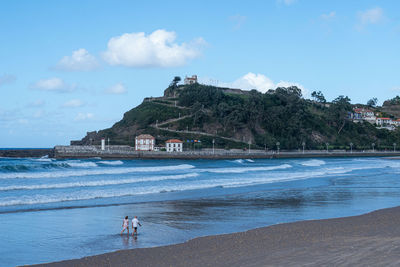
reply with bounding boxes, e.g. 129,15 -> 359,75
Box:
32,206 -> 400,267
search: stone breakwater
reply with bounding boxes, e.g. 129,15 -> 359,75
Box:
54,145 -> 400,159
0,149 -> 54,158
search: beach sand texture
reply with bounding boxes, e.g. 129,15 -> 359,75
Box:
31,206 -> 400,267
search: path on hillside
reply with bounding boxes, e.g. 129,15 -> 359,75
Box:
152,115 -> 192,127
150,125 -> 244,143
147,99 -> 245,144
146,98 -> 191,110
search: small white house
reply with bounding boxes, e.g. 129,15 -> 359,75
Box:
135,134 -> 155,151
165,139 -> 183,152
376,118 -> 392,126
184,75 -> 197,85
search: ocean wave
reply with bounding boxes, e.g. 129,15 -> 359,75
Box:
65,161 -> 98,168
0,164 -> 30,172
245,159 -> 255,163
98,160 -> 124,166
0,164 -> 195,179
33,158 -> 53,162
0,173 -> 199,191
203,164 -> 292,173
301,159 -> 326,167
233,159 -> 244,164
0,167 -> 350,207
0,182 -> 213,207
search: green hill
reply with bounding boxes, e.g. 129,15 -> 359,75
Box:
72,83 -> 400,150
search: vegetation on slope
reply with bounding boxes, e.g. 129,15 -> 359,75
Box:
75,83 -> 400,150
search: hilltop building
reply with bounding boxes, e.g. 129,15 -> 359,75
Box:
135,134 -> 155,151
184,75 -> 197,85
165,139 -> 183,152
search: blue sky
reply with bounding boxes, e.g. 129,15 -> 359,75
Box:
1,0 -> 400,147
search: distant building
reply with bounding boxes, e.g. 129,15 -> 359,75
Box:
394,119 -> 400,126
184,75 -> 197,85
351,107 -> 376,124
376,117 -> 392,126
135,134 -> 155,151
165,139 -> 183,152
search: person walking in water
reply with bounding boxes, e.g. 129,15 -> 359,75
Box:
121,216 -> 129,235
132,216 -> 142,236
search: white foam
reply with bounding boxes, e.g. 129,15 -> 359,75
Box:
245,159 -> 255,163
0,173 -> 199,191
66,161 -> 98,168
0,167 -> 352,207
98,160 -> 124,166
301,159 -> 326,167
0,164 -> 195,179
233,159 -> 244,164
34,158 -> 53,162
0,182 -> 215,207
203,164 -> 292,173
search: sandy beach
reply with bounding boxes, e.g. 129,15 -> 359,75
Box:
31,206 -> 400,267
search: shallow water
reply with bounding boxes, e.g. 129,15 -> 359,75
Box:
1,157 -> 400,266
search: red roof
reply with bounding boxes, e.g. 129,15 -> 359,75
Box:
379,118 -> 390,120
166,139 -> 183,143
136,134 -> 155,139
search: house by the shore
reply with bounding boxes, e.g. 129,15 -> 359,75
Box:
135,134 -> 155,151
166,139 -> 183,152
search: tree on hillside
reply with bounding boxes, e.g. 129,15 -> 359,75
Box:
389,96 -> 400,105
311,91 -> 326,103
329,95 -> 352,134
169,76 -> 181,88
367,97 -> 378,107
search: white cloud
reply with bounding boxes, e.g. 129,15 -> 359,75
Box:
321,11 -> 336,20
277,0 -> 297,6
62,99 -> 84,108
74,112 -> 94,121
105,83 -> 127,94
31,78 -> 74,92
357,7 -> 384,28
201,72 -> 308,97
0,74 -> 16,87
102,29 -> 205,67
55,48 -> 100,71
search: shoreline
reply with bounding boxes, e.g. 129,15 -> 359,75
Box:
32,205 -> 400,267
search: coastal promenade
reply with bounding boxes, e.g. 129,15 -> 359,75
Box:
53,145 -> 400,159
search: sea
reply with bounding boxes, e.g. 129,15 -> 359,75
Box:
1,156 -> 400,266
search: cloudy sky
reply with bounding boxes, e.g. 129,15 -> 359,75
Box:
1,0 -> 400,147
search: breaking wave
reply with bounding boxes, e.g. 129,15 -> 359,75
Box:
301,159 -> 326,167
98,160 -> 124,166
0,173 -> 199,191
0,164 -> 195,179
203,164 -> 292,173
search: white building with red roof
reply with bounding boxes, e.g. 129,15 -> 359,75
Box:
165,139 -> 183,152
376,117 -> 392,126
135,134 -> 155,151
184,75 -> 197,85
352,107 -> 376,123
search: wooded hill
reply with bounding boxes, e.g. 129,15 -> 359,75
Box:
73,83 -> 400,150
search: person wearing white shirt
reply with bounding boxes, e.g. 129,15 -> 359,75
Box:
120,216 -> 129,235
131,216 -> 142,236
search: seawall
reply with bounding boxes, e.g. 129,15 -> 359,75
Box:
0,149 -> 54,158
54,146 -> 400,159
